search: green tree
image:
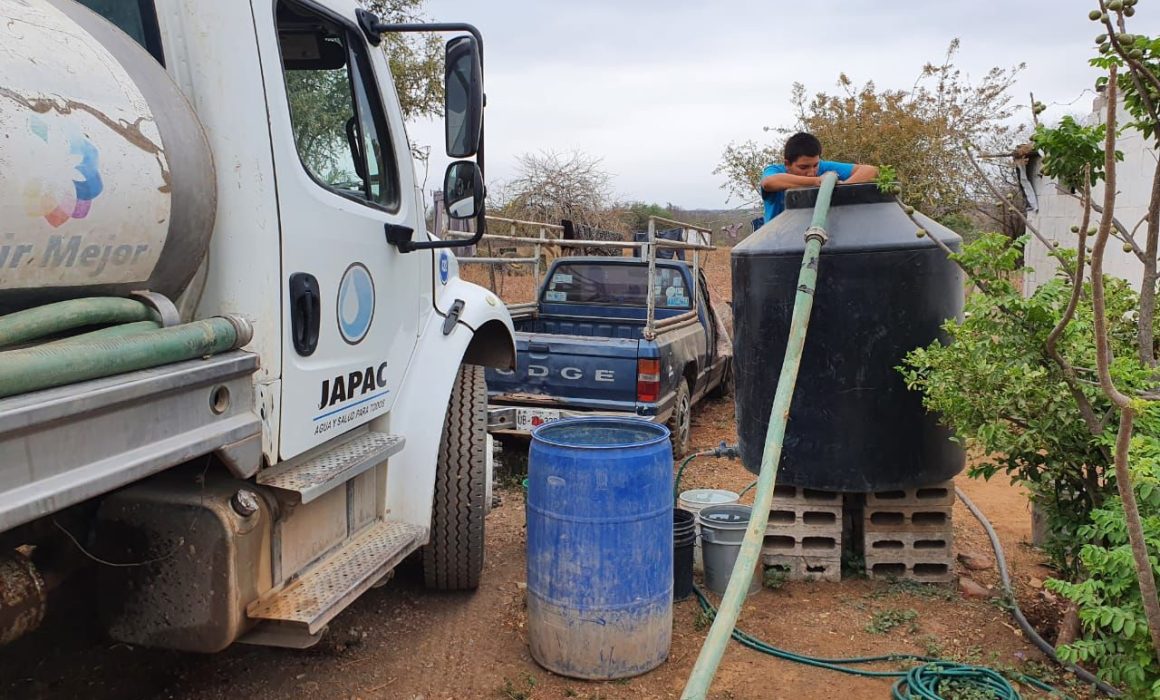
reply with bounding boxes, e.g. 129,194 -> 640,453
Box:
364,0 -> 444,121
622,202 -> 675,232
903,2 -> 1160,691
715,40 -> 1023,222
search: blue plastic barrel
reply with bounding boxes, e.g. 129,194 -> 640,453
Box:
526,417 -> 673,679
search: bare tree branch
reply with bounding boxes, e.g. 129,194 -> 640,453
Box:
1140,161 -> 1160,366
1087,62 -> 1160,660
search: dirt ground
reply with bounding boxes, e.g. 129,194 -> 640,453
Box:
0,246 -> 1101,699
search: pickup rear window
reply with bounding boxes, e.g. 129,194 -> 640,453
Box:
543,263 -> 692,309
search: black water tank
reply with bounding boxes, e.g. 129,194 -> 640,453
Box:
732,184 -> 964,492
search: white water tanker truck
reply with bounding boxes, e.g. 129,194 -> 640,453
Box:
0,0 -> 514,651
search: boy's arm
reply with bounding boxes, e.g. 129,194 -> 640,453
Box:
842,164 -> 879,184
761,173 -> 827,192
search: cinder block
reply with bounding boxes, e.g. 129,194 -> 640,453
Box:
762,553 -> 842,582
863,505 -> 953,532
864,530 -> 953,559
762,532 -> 841,557
771,484 -> 843,506
767,503 -> 843,534
863,505 -> 954,583
866,560 -> 954,583
865,481 -> 955,508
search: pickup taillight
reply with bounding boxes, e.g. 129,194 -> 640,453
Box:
637,358 -> 661,403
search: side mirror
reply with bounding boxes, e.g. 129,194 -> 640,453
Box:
444,36 -> 483,158
444,161 -> 483,220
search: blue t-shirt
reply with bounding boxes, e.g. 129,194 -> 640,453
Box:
761,161 -> 855,222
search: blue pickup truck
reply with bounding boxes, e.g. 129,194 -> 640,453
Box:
486,256 -> 732,455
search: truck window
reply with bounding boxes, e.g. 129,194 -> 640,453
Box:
75,0 -> 165,65
277,2 -> 400,210
544,264 -> 692,310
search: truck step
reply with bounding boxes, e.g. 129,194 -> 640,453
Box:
257,431 -> 404,503
246,519 -> 426,635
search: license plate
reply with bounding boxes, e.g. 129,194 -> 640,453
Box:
516,407 -> 562,432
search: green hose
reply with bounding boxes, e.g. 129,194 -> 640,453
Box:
738,479 -> 757,498
674,450 -> 715,504
0,317 -> 248,398
691,587 -> 1062,699
0,297 -> 154,348
681,172 -> 840,700
43,320 -> 162,346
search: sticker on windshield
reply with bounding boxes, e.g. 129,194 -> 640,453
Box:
545,290 -> 567,302
552,273 -> 573,285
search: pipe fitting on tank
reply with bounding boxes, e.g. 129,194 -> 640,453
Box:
710,442 -> 740,460
803,226 -> 829,245
221,314 -> 254,348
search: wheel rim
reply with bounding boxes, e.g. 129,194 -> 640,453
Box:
678,393 -> 690,446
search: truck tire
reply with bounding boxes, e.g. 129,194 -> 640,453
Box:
668,380 -> 692,457
423,364 -> 487,590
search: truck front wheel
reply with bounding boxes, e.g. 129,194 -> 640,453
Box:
423,364 -> 487,590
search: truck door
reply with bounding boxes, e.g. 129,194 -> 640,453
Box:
697,271 -> 719,392
257,0 -> 422,458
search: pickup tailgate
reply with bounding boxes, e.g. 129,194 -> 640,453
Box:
488,333 -> 640,407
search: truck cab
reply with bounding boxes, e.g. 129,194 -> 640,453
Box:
0,0 -> 513,652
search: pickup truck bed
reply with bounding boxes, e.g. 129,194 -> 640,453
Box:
485,256 -> 731,453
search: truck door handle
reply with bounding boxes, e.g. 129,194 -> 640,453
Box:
289,273 -> 320,356
442,299 -> 465,335
528,342 -> 550,354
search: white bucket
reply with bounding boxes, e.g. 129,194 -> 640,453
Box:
677,488 -> 740,573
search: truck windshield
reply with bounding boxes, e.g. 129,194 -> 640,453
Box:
542,263 -> 692,310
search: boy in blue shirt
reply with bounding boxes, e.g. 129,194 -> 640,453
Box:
760,132 -> 878,223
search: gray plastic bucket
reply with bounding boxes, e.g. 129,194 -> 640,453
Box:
699,504 -> 761,596
678,489 -> 739,573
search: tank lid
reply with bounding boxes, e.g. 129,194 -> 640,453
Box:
733,185 -> 961,256
786,182 -> 895,209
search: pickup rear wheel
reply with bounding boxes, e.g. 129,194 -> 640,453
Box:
668,380 -> 692,457
423,364 -> 487,590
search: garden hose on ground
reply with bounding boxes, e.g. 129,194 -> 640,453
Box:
691,586 -> 1058,700
676,471 -> 1121,696
957,488 -> 1120,696
676,173 -> 1120,698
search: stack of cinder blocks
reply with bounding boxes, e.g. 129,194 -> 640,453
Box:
761,484 -> 842,582
862,481 -> 955,582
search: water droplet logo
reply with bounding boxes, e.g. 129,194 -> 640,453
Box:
337,263 -> 375,345
22,116 -> 103,228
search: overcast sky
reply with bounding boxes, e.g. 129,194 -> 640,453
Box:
405,1 -> 1156,211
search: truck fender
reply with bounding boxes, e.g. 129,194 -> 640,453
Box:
383,278 -> 514,530
437,277 -> 516,371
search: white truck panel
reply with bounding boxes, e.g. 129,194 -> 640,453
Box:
0,0 -> 171,289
